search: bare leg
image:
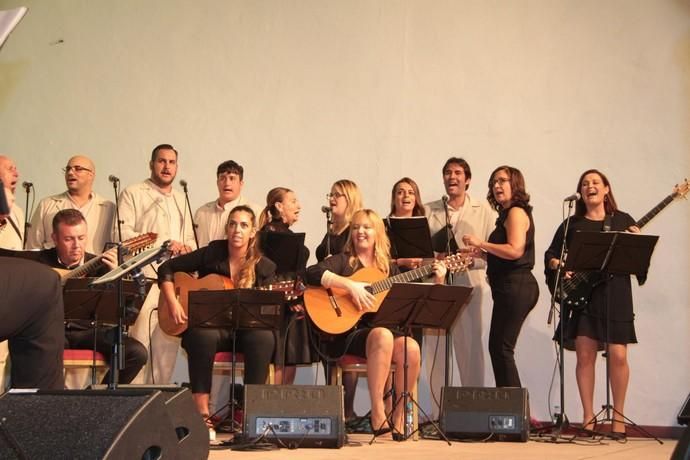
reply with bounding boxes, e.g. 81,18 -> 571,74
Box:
366,328 -> 395,431
274,365 -> 297,385
390,336 -> 421,433
608,343 -> 629,433
575,336 -> 598,429
192,392 -> 211,419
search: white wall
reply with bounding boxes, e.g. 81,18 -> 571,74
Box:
1,0 -> 688,426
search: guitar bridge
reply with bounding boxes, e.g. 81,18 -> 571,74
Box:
326,289 -> 342,317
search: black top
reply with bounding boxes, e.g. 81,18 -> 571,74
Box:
306,252 -> 400,286
37,248 -> 106,275
487,205 -> 535,281
158,239 -> 276,287
544,211 -> 638,348
315,230 -> 349,262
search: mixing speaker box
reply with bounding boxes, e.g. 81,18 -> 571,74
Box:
439,386 -> 530,442
242,384 -> 345,448
0,389 -> 186,459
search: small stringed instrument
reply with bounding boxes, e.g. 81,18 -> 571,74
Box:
54,232 -> 157,285
304,253 -> 471,335
158,272 -> 301,336
548,179 -> 689,309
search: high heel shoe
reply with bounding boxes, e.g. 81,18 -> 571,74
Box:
370,417 -> 392,436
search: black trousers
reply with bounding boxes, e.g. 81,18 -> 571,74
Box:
0,257 -> 65,390
181,328 -> 275,394
66,327 -> 147,384
488,270 -> 539,388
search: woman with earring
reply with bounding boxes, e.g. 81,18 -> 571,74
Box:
544,169 -> 640,438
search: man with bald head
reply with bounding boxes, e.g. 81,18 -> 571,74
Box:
0,155 -> 25,250
26,155 -> 116,254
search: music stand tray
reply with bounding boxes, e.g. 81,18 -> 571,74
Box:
564,231 -> 658,276
257,231 -> 306,275
385,217 -> 435,259
187,289 -> 286,331
63,278 -> 149,326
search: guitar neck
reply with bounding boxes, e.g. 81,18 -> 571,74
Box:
635,192 -> 676,229
63,255 -> 104,280
369,264 -> 435,294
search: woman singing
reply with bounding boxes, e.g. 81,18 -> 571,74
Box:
315,179 -> 363,262
158,206 -> 276,426
462,166 -> 539,387
259,187 -> 313,384
306,209 -> 446,438
387,177 -> 427,271
545,169 -> 639,438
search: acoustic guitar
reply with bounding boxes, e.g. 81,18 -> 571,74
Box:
54,232 -> 157,285
158,272 -> 301,336
304,253 -> 471,335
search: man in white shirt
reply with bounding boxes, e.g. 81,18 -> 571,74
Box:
0,155 -> 24,250
118,144 -> 197,384
26,155 -> 115,254
424,157 -> 497,416
194,160 -> 260,248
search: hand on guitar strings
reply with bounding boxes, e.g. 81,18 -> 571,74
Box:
101,247 -> 119,270
347,280 -> 375,311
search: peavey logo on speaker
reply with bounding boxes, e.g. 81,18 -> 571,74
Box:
452,388 -> 514,401
259,387 -> 327,401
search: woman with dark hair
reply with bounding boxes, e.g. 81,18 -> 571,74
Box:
158,205 -> 276,428
306,209 -> 446,438
387,177 -> 427,271
259,187 -> 313,384
544,169 -> 639,438
462,165 -> 539,388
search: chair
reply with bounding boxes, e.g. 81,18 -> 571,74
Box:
63,349 -> 109,389
331,354 -> 418,439
212,351 -> 275,384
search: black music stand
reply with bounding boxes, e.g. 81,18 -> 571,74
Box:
368,282 -> 472,444
385,217 -> 434,260
188,288 -> 286,433
563,230 -> 660,442
63,279 -> 149,385
258,231 -> 306,276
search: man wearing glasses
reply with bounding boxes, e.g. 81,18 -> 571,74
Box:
26,155 -> 115,254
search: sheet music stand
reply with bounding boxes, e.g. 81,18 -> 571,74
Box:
63,278 -> 148,325
188,288 -> 286,433
258,231 -> 306,275
385,217 -> 434,259
564,230 -> 660,442
368,282 -> 472,444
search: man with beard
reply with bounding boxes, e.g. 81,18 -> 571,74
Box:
193,160 -> 260,248
117,144 -> 197,383
423,157 -> 497,417
26,155 -> 115,254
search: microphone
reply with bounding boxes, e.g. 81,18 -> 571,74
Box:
442,195 -> 449,204
563,192 -> 581,202
108,175 -> 120,183
22,181 -> 33,192
321,205 -> 331,214
180,179 -> 188,190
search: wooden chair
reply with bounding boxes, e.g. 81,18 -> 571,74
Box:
331,354 -> 418,440
63,349 -> 109,389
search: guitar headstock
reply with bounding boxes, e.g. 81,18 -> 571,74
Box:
445,252 -> 472,273
673,179 -> 689,200
259,278 -> 305,301
123,232 -> 158,256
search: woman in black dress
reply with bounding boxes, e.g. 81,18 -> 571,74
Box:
259,187 -> 313,384
306,209 -> 446,437
544,169 -> 639,437
315,179 -> 363,262
462,165 -> 539,388
158,205 -> 276,422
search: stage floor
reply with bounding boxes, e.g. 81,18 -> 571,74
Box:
208,432 -> 677,460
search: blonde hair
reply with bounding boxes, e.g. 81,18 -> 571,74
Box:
344,209 -> 391,276
226,205 -> 262,288
332,179 -> 363,233
259,187 -> 292,229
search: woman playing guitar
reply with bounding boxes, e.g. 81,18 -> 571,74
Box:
305,209 -> 446,439
544,169 -> 640,438
158,205 -> 276,428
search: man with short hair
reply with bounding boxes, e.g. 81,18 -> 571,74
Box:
0,155 -> 25,250
36,209 -> 147,385
117,144 -> 196,384
27,155 -> 115,254
424,157 -> 497,415
194,160 -> 260,248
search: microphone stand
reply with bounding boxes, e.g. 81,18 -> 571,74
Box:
325,208 -> 332,257
111,179 -> 123,243
181,181 -> 199,249
442,196 -> 453,388
22,183 -> 32,249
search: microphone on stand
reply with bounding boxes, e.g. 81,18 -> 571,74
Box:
108,175 -> 120,184
22,181 -> 33,192
180,179 -> 188,191
179,179 -> 199,249
320,205 -> 331,214
441,195 -> 449,204
563,192 -> 581,202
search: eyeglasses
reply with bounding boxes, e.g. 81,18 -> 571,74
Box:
327,192 -> 345,199
491,178 -> 510,186
63,166 -> 93,174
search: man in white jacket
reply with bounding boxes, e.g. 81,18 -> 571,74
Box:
118,144 -> 197,384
